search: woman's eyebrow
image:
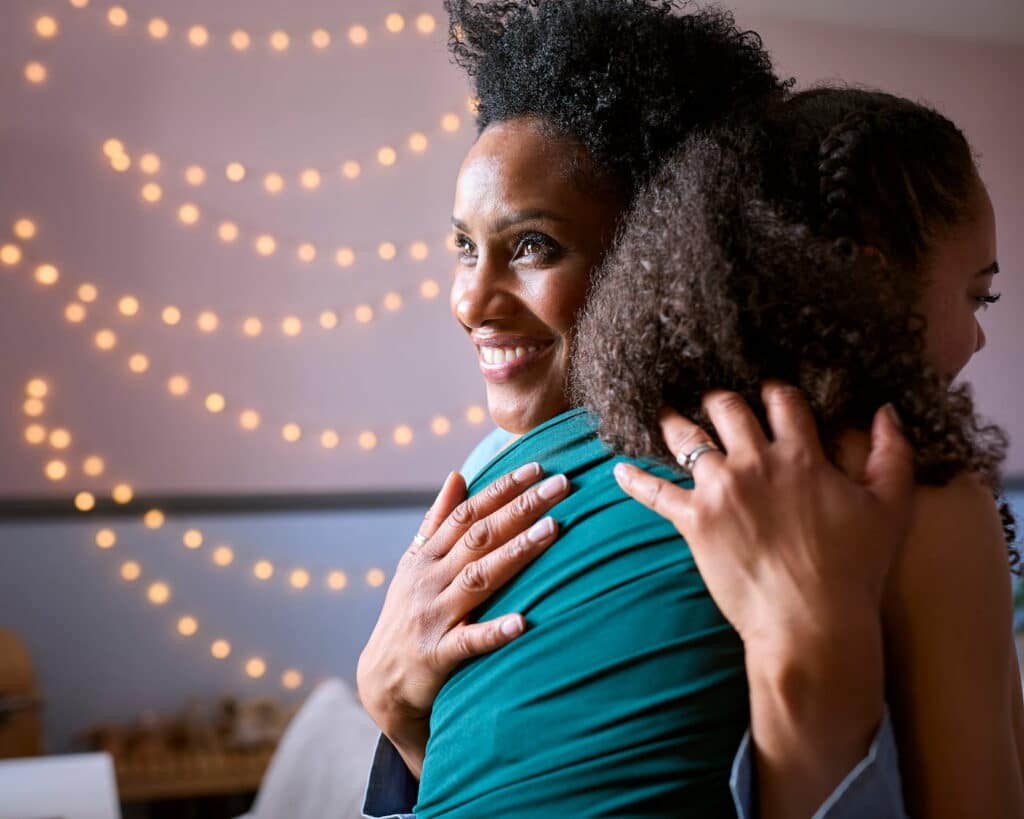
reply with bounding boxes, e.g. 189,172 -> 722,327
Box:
976,261 -> 1000,277
451,210 -> 569,235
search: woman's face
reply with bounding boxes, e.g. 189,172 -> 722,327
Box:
919,180 -> 1000,378
450,117 -> 624,434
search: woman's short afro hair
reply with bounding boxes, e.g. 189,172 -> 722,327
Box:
445,0 -> 788,198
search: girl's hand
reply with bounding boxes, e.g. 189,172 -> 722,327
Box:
356,464 -> 570,778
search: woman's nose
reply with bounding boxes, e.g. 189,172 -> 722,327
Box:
452,257 -> 517,329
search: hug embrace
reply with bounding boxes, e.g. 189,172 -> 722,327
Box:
357,1 -> 1023,817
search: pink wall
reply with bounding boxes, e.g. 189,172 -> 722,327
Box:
1,2 -> 1021,499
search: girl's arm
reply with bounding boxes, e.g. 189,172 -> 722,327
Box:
883,474 -> 1024,817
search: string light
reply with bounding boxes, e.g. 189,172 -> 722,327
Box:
187,25 -> 209,48
74,491 -> 96,512
204,393 -> 226,413
66,303 -> 87,323
143,509 -> 165,529
212,546 -> 234,566
311,29 -> 330,49
148,18 -> 169,40
393,425 -> 414,446
1,244 -> 22,266
289,569 -> 310,589
466,405 -> 487,424
14,219 -> 37,240
78,283 -> 98,302
327,571 -> 348,591
185,165 -> 206,186
348,25 -> 369,46
441,113 -> 461,133
25,425 -> 47,445
138,153 -> 161,174
96,529 -> 117,549
24,62 -> 48,84
167,375 -> 190,396
366,569 -> 387,588
83,455 -> 105,476
263,172 -> 284,194
225,162 -> 246,182
319,429 -> 340,449
230,30 -> 250,51
281,669 -> 303,690
107,7 -> 128,28
281,423 -> 302,443
120,561 -> 141,581
147,582 -> 171,605
376,147 -> 397,167
177,616 -> 199,636
210,639 -> 231,659
94,329 -> 117,351
23,398 -> 45,417
118,295 -> 140,317
269,31 -> 290,52
385,13 -> 405,33
26,379 -> 48,399
183,529 -> 203,549
253,560 -> 274,581
341,161 -> 361,180
35,16 -> 59,38
34,264 -> 59,285
128,353 -> 149,373
45,459 -> 68,481
245,658 -> 267,679
416,13 -> 437,34
112,483 -> 134,504
431,416 -> 451,436
49,428 -> 71,449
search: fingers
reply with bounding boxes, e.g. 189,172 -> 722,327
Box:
702,390 -> 768,454
760,381 -> 824,457
410,472 -> 466,551
863,404 -> 914,507
658,407 -> 723,476
442,472 -> 570,572
422,462 -> 546,561
613,462 -> 693,531
437,516 -> 560,623
433,615 -> 527,671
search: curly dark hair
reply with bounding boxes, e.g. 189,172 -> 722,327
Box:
445,0 -> 789,200
574,87 -> 1018,561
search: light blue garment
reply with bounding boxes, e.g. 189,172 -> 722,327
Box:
458,426 -> 515,485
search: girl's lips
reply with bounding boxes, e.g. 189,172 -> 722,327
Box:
475,338 -> 555,383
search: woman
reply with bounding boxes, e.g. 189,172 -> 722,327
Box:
361,2 -> 905,817
580,88 -> 1023,816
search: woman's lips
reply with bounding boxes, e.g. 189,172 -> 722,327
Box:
475,338 -> 555,383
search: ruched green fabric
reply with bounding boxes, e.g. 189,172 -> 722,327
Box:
415,409 -> 748,818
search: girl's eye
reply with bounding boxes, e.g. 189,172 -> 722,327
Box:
515,234 -> 558,261
454,234 -> 476,258
975,292 -> 1001,312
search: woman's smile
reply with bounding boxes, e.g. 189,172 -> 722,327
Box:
474,334 -> 556,382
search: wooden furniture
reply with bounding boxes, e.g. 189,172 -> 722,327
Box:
115,746 -> 273,803
0,628 -> 43,758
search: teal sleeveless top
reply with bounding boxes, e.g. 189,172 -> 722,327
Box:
415,409 -> 748,818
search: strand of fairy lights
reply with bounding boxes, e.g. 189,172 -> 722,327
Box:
4,219 -> 488,449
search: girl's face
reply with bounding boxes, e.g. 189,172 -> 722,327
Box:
919,181 -> 1000,378
450,118 -> 623,434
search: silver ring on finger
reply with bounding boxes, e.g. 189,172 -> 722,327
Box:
676,442 -> 721,473
412,532 -> 429,547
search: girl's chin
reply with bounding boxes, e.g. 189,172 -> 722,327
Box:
486,388 -> 570,435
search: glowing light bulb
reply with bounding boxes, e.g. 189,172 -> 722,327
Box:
355,305 -> 374,323
377,242 -> 397,261
141,182 -> 162,203
83,456 -> 105,477
185,165 -> 206,186
138,153 -> 161,174
69,0 -> 90,8
410,241 -> 430,261
148,18 -> 169,39
348,25 -> 368,45
311,28 -> 331,48
45,460 -> 67,481
377,146 -> 397,166
161,305 -> 181,326
0,244 -> 22,265
383,292 -> 403,312
102,138 -> 124,159
212,546 -> 234,566
466,405 -> 487,424
35,264 -> 59,285
96,529 -> 117,549
246,658 -> 267,678
210,639 -> 231,659
128,353 -> 149,373
218,221 -> 239,243
239,410 -> 261,430
441,113 -> 461,133
23,398 -> 44,417
263,172 -> 284,194
177,616 -> 198,636
112,484 -> 134,504
65,303 -> 87,323
74,492 -> 95,512
281,423 -> 302,443
358,431 -> 378,451
393,425 -> 414,446
35,16 -> 59,38
107,6 -> 128,27
289,568 -> 310,589
253,560 -> 274,580
178,203 -> 200,225
118,295 -> 140,316
188,25 -> 209,47
78,283 -> 98,302
147,582 -> 171,605
242,317 -> 263,337
167,375 -> 190,396
431,415 -> 452,436
94,329 -> 117,351
282,669 -> 303,690
327,571 -> 348,590
121,561 -> 141,581
13,219 -> 36,240
255,234 -> 277,256
297,243 -> 317,262
416,13 -> 437,34
319,310 -> 338,329
226,162 -> 246,182
230,30 -> 250,51
300,168 -> 321,189
408,132 -> 428,153
269,30 -> 289,51
26,378 -> 48,398
25,424 -> 46,445
110,153 -> 131,172
197,311 -> 219,333
335,247 -> 355,268
143,509 -> 165,529
320,429 -> 340,449
204,393 -> 226,413
49,428 -> 71,449
24,62 -> 47,84
281,316 -> 302,337
183,529 -> 203,549
341,160 -> 361,180
366,569 -> 387,588
385,13 -> 405,33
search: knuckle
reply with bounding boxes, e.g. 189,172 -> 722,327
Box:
503,533 -> 529,562
455,629 -> 476,659
510,490 -> 538,518
449,499 -> 475,527
666,423 -> 707,455
463,518 -> 493,552
458,561 -> 489,593
484,474 -> 511,501
763,383 -> 804,407
706,391 -> 746,415
646,478 -> 665,511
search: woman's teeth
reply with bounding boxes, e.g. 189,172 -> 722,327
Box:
479,345 -> 538,365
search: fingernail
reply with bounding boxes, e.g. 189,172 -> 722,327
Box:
513,462 -> 542,482
537,474 -> 568,499
884,403 -> 903,431
613,462 -> 632,488
500,617 -> 524,637
527,516 -> 555,543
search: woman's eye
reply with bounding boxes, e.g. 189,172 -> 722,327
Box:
974,292 -> 1001,312
454,235 -> 476,258
516,234 -> 557,261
